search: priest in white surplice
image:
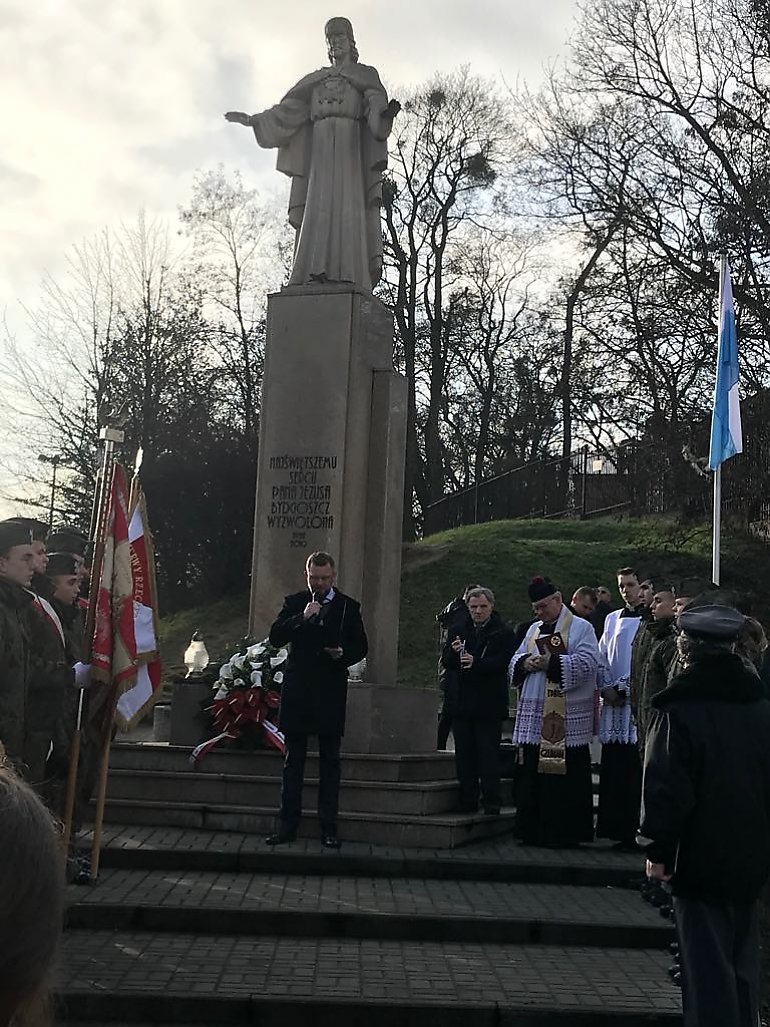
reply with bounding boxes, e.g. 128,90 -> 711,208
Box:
509,576 -> 599,847
595,567 -> 648,849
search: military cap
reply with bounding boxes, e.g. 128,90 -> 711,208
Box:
672,576 -> 713,600
4,516 -> 48,541
46,552 -> 79,577
47,526 -> 88,558
677,604 -> 745,641
0,519 -> 33,554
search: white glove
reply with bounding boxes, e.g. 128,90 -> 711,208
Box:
74,662 -> 92,689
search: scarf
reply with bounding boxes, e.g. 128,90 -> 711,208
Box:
527,607 -> 574,775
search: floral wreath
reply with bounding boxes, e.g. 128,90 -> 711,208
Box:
190,638 -> 288,765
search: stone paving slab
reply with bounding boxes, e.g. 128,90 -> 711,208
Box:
69,869 -> 658,925
60,930 -> 681,1019
82,824 -> 645,887
66,868 -> 673,948
84,824 -> 644,868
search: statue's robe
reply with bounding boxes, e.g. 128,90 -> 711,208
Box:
252,63 -> 391,291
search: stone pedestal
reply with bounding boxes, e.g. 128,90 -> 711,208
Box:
170,677 -> 213,747
249,286 -> 407,691
342,683 -> 439,755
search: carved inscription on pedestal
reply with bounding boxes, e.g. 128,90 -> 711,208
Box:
266,454 -> 338,548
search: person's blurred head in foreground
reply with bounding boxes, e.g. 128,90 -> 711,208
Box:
0,761 -> 64,1027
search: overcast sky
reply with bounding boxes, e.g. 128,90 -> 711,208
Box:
0,0 -> 580,514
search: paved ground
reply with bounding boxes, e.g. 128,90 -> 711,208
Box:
84,823 -> 644,869
70,869 -> 658,925
61,930 -> 680,1014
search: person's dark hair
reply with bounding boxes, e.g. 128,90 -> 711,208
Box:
736,617 -> 768,672
677,632 -> 733,667
616,567 -> 639,581
306,551 -> 335,570
0,763 -> 64,1026
573,586 -> 598,604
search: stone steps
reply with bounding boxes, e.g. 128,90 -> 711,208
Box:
110,742 -> 458,781
105,768 -> 460,815
65,868 -> 674,948
89,825 -> 644,887
58,930 -> 681,1025
90,797 -> 517,848
100,742 -> 513,849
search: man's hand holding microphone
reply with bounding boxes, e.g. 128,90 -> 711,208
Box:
303,592 -> 343,661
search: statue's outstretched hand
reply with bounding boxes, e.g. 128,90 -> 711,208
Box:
224,111 -> 252,126
384,99 -> 401,120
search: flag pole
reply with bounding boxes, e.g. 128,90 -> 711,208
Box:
712,463 -> 722,586
61,425 -> 124,865
712,255 -> 727,587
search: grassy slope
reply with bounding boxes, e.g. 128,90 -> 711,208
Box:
397,517 -> 770,688
158,517 -> 770,687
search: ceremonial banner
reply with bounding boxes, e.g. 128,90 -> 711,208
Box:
90,464 -> 137,737
116,481 -> 162,730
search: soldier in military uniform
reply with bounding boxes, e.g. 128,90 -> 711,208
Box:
6,518 -> 71,794
43,552 -> 85,817
0,520 -> 35,772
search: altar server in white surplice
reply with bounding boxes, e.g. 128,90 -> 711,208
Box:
595,567 -> 648,850
508,576 -> 599,848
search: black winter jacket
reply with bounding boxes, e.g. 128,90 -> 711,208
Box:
441,612 -> 515,721
269,589 -> 368,736
639,651 -> 770,901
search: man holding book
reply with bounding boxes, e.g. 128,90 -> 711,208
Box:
508,576 -> 600,847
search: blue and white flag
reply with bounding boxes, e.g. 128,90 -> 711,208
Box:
708,262 -> 742,470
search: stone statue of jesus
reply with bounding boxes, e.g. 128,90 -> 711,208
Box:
225,17 -> 400,292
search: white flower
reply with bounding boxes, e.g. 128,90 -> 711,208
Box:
214,685 -> 228,700
230,653 -> 246,671
272,671 -> 284,684
219,663 -> 234,680
270,655 -> 286,667
277,648 -> 289,661
250,670 -> 263,686
233,677 -> 245,688
247,642 -> 266,659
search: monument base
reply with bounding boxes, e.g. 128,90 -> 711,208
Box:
342,682 -> 439,755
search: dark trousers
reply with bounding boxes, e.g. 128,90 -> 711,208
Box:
437,708 -> 453,750
279,732 -> 341,835
596,741 -> 642,844
452,717 -> 501,810
674,895 -> 760,1027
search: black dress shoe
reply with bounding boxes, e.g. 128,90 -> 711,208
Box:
320,834 -> 341,849
266,828 -> 296,845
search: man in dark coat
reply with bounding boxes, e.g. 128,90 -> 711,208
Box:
441,587 -> 515,814
267,551 -> 367,848
435,585 -> 476,750
639,604 -> 770,1027
634,585 -> 677,751
7,518 -> 70,793
43,552 -> 85,817
0,520 -> 35,771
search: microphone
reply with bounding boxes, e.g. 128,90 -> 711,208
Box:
308,590 -> 326,624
